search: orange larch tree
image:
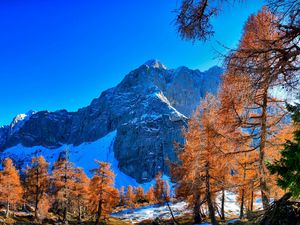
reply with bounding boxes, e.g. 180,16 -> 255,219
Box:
89,161 -> 119,225
24,155 -> 50,221
146,186 -> 155,204
51,152 -> 78,223
71,168 -> 90,223
119,186 -> 125,206
0,158 -> 23,217
172,94 -> 228,225
154,172 -> 165,203
231,152 -> 258,218
224,7 -> 291,209
125,185 -> 136,207
135,186 -> 146,203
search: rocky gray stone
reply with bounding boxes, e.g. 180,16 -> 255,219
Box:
0,60 -> 222,182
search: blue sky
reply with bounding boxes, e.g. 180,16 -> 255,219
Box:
0,0 -> 264,126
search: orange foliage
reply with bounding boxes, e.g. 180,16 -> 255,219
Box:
0,158 -> 23,217
24,155 -> 50,221
89,161 -> 119,224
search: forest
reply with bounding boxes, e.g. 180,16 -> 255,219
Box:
0,0 -> 300,224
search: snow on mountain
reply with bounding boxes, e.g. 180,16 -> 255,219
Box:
0,130 -> 171,189
144,59 -> 167,70
9,110 -> 36,135
0,60 -> 223,184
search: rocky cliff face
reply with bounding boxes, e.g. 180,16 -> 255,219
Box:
0,60 -> 222,182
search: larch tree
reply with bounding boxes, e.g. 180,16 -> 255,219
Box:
146,186 -> 155,203
119,186 -> 125,206
51,152 -> 78,223
71,168 -> 90,223
172,94 -> 226,225
135,186 -> 146,203
24,156 -> 50,221
154,172 -> 165,203
0,158 -> 23,217
231,152 -> 258,218
224,7 -> 291,209
176,0 -> 300,79
125,185 -> 136,207
89,161 -> 119,225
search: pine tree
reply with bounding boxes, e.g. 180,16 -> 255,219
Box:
24,156 -> 50,221
268,104 -> 300,198
89,161 -> 119,225
0,158 -> 23,217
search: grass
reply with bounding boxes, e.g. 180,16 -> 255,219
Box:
0,215 -> 133,225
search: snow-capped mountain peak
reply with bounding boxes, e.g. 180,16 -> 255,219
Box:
144,59 -> 167,70
10,110 -> 36,134
0,60 -> 222,184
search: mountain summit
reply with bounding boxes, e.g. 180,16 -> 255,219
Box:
143,59 -> 167,70
0,61 -> 223,183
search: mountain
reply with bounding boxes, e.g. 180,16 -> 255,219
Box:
0,60 -> 223,184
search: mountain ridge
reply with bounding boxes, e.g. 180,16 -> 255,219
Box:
0,60 -> 223,183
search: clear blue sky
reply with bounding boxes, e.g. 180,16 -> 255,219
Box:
0,0 -> 264,126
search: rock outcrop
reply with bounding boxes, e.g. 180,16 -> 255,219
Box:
0,60 -> 222,182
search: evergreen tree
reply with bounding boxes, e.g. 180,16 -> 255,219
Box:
268,104 -> 300,198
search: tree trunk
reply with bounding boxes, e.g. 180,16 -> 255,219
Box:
34,167 -> 40,221
95,199 -> 102,225
240,162 -> 247,219
63,162 -> 68,224
205,163 -> 219,225
78,202 -> 82,223
240,188 -> 245,219
193,197 -> 202,224
5,201 -> 10,218
63,206 -> 68,224
165,199 -> 178,225
250,189 -> 254,211
259,90 -> 270,209
221,188 -> 225,221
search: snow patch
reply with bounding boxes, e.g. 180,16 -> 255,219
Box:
1,131 -> 169,189
155,92 -> 187,120
10,110 -> 36,134
112,201 -> 190,224
144,59 -> 167,70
